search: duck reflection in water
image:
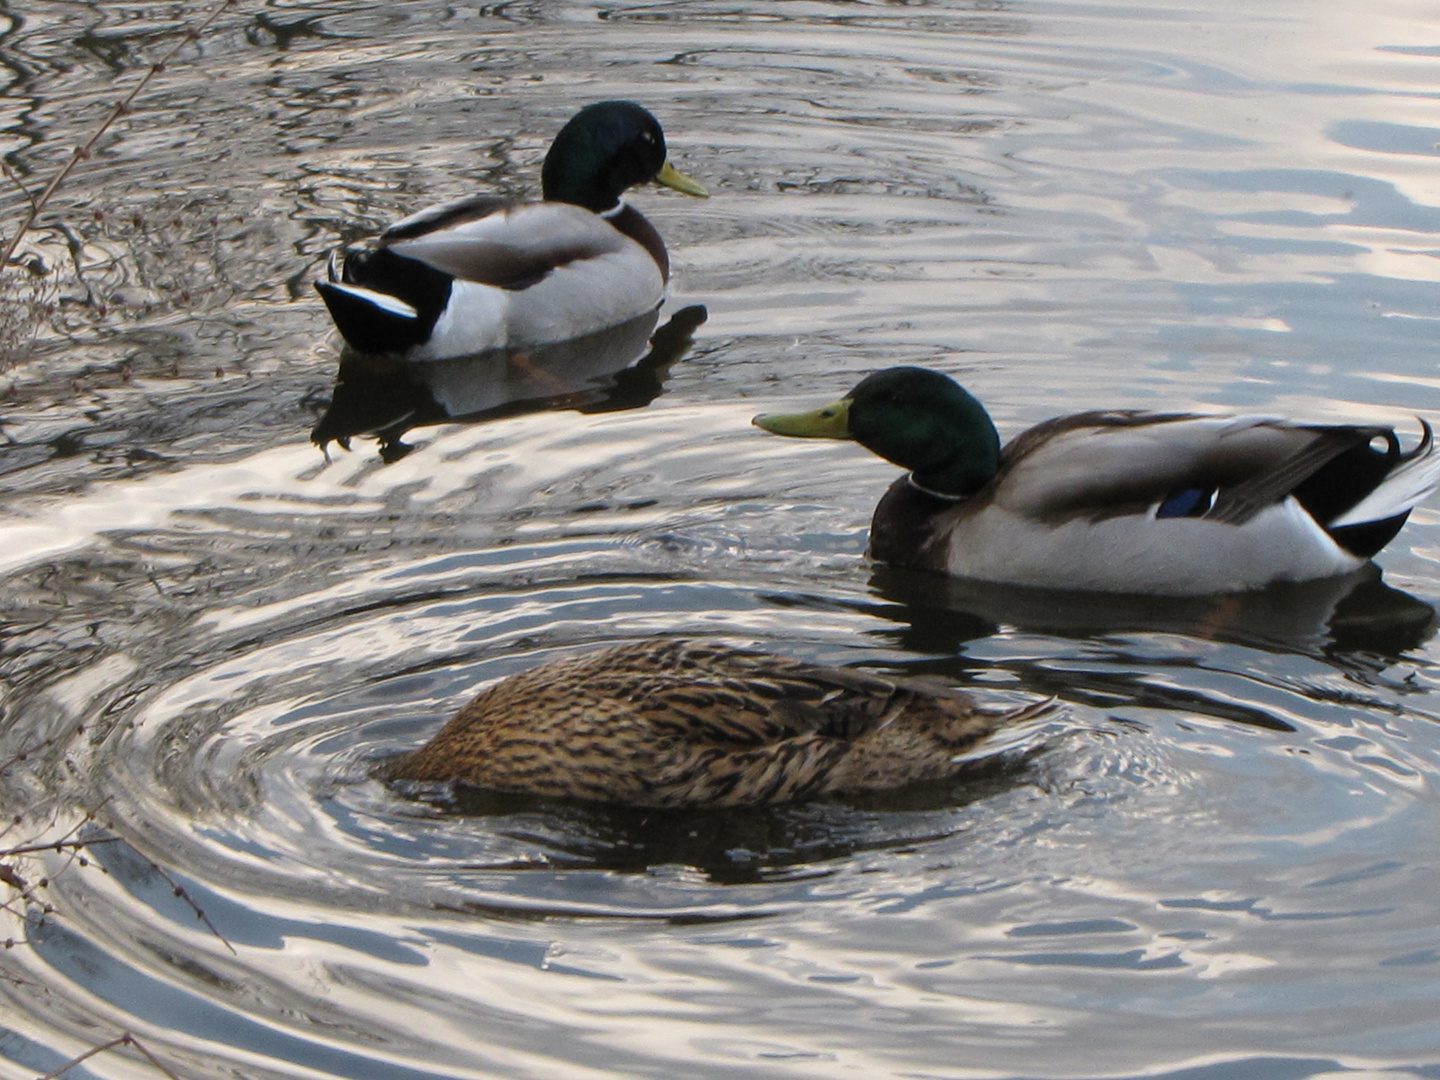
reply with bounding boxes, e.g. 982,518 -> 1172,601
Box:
861,563 -> 1436,712
311,304 -> 706,461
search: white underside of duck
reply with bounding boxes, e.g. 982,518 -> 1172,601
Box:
934,497 -> 1362,594
409,251 -> 663,361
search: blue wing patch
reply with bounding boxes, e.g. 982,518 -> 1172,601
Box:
1157,487 -> 1215,519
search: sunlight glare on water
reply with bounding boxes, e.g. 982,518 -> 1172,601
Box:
3,1 -> 1440,1079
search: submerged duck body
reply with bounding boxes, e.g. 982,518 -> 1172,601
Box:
755,367 -> 1440,596
384,639 -> 1040,807
317,101 -> 707,361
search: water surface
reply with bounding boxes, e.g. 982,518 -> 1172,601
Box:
3,1 -> 1440,1078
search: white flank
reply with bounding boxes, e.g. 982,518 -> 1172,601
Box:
943,498 -> 1362,595
407,244 -> 664,362
413,281 -> 511,359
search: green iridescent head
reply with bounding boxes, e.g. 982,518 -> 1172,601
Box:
753,367 -> 1001,497
541,101 -> 708,213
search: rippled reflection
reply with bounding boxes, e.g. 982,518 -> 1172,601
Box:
866,563 -> 1438,667
421,758 -> 1039,884
311,304 -> 707,460
4,0 -> 1440,1078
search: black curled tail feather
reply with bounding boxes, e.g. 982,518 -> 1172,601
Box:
1281,427 -> 1395,527
1319,419 -> 1440,559
1405,418 -> 1435,467
316,248 -> 453,354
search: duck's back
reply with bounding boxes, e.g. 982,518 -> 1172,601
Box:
386,640 -> 1009,806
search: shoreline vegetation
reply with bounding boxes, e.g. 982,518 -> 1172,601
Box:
0,0 -> 236,372
1,5 -> 242,1079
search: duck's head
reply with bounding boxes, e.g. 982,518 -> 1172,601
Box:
753,366 -> 1002,497
541,101 -> 708,213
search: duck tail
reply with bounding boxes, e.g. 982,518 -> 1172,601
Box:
315,247 -> 452,355
949,696 -> 1062,765
316,278 -> 423,353
1331,420 -> 1439,527
1324,420 -> 1440,557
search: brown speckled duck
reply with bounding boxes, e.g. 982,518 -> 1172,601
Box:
384,639 -> 1044,807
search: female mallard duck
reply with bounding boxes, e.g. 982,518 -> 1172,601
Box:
316,101 -> 707,361
754,366 -> 1440,595
384,639 -> 1044,807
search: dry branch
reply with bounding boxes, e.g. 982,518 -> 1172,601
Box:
1,0 -> 238,270
139,852 -> 237,956
36,1033 -> 182,1080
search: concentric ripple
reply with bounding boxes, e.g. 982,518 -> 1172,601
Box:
4,0 -> 1440,1078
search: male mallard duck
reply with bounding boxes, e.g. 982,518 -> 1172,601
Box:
384,639 -> 1045,807
316,101 -> 707,361
754,366 -> 1440,595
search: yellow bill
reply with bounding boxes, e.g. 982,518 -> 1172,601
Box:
655,160 -> 709,198
752,397 -> 853,439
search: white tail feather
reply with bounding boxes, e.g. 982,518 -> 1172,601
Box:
325,281 -> 419,320
1331,420 -> 1440,527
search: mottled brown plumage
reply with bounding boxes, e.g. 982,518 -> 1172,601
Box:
385,639 -> 1039,807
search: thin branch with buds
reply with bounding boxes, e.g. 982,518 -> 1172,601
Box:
140,853 -> 237,956
0,722 -> 86,777
0,0 -> 238,271
1,837 -> 122,858
36,1033 -> 182,1080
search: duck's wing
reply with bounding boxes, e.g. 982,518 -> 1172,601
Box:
622,642 -> 1038,805
380,194 -> 513,240
615,640 -> 967,747
377,199 -> 633,288
990,412 -> 1396,527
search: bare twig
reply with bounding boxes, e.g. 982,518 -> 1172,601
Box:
2,163 -> 37,213
0,860 -> 48,924
141,854 -> 237,956
0,722 -> 86,776
125,1036 -> 184,1080
0,0 -> 238,270
0,808 -> 234,961
10,798 -> 112,854
34,1036 -> 126,1080
37,1033 -> 182,1080
0,804 -> 124,943
0,836 -> 121,858
0,801 -> 118,922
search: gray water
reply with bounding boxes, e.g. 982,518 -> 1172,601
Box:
3,1 -> 1440,1078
